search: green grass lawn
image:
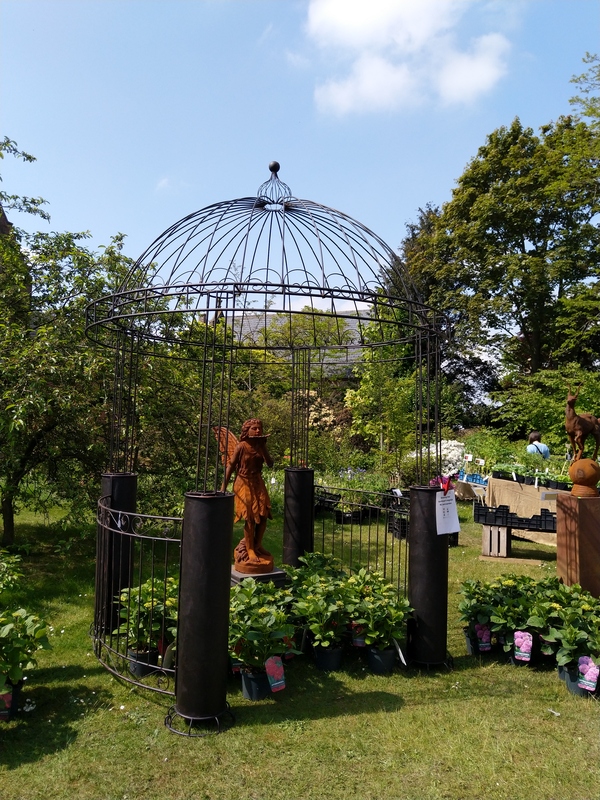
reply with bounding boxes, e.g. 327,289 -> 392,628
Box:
1,504 -> 598,800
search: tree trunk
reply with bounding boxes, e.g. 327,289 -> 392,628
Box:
1,493 -> 15,546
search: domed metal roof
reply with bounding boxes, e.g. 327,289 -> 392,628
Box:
86,164 -> 423,354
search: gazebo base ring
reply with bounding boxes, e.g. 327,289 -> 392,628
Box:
164,703 -> 235,736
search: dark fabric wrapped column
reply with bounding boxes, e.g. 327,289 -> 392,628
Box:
407,486 -> 449,666
283,467 -> 314,568
175,491 -> 234,723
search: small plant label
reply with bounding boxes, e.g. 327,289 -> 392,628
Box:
577,656 -> 599,691
351,624 -> 366,647
514,630 -> 533,661
464,454 -> 473,462
265,656 -> 285,692
474,623 -> 491,652
436,489 -> 460,535
0,691 -> 13,720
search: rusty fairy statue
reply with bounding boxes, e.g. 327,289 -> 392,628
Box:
214,419 -> 275,574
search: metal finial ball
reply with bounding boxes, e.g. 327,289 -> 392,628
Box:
269,161 -> 280,174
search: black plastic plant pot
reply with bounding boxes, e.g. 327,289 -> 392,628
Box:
127,647 -> 160,678
367,646 -> 396,674
463,627 -> 477,656
241,671 -> 271,701
564,667 -> 593,698
335,509 -> 361,524
313,645 -> 343,671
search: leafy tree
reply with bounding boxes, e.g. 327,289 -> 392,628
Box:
259,306 -> 354,349
0,228 -> 133,543
343,310 -> 420,471
403,116 -> 600,375
570,52 -> 600,123
491,366 -> 600,456
0,142 -> 132,544
0,137 -> 49,222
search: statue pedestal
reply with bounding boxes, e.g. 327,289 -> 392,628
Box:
230,566 -> 288,588
568,458 -> 600,497
556,495 -> 600,596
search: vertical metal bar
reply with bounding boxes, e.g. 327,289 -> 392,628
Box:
290,349 -> 296,466
195,300 -> 210,491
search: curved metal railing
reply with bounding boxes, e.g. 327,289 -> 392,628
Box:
93,496 -> 182,696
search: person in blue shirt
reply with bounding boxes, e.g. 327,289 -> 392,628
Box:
526,431 -> 550,459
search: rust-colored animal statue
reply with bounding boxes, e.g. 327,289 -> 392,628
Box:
565,384 -> 600,462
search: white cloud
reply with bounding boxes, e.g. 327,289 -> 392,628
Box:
435,33 -> 510,105
257,23 -> 274,46
155,177 -> 170,192
286,50 -> 312,70
305,0 -> 511,114
315,54 -> 416,114
307,0 -> 470,52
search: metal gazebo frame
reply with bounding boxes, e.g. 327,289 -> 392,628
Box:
86,162 -> 444,729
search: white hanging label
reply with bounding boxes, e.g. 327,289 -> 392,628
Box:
436,489 -> 460,535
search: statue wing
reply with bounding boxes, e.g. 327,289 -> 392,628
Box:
212,426 -> 239,467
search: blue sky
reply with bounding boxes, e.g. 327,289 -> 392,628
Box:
1,0 -> 598,261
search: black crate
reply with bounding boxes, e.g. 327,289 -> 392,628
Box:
474,501 -> 488,523
388,512 -> 409,540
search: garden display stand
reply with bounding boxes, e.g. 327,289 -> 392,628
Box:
556,494 -> 600,596
474,501 -> 557,558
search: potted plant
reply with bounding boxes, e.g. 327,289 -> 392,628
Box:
229,578 -> 298,700
115,576 -> 178,677
489,575 -> 537,663
523,575 -> 565,660
285,553 -> 346,652
291,573 -> 350,670
0,549 -> 51,720
458,579 -> 494,654
0,608 -> 50,720
335,502 -> 362,525
490,463 -> 514,480
543,587 -> 600,693
347,568 -> 412,673
286,552 -> 346,582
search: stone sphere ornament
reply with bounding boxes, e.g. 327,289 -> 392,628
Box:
568,458 -> 600,497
